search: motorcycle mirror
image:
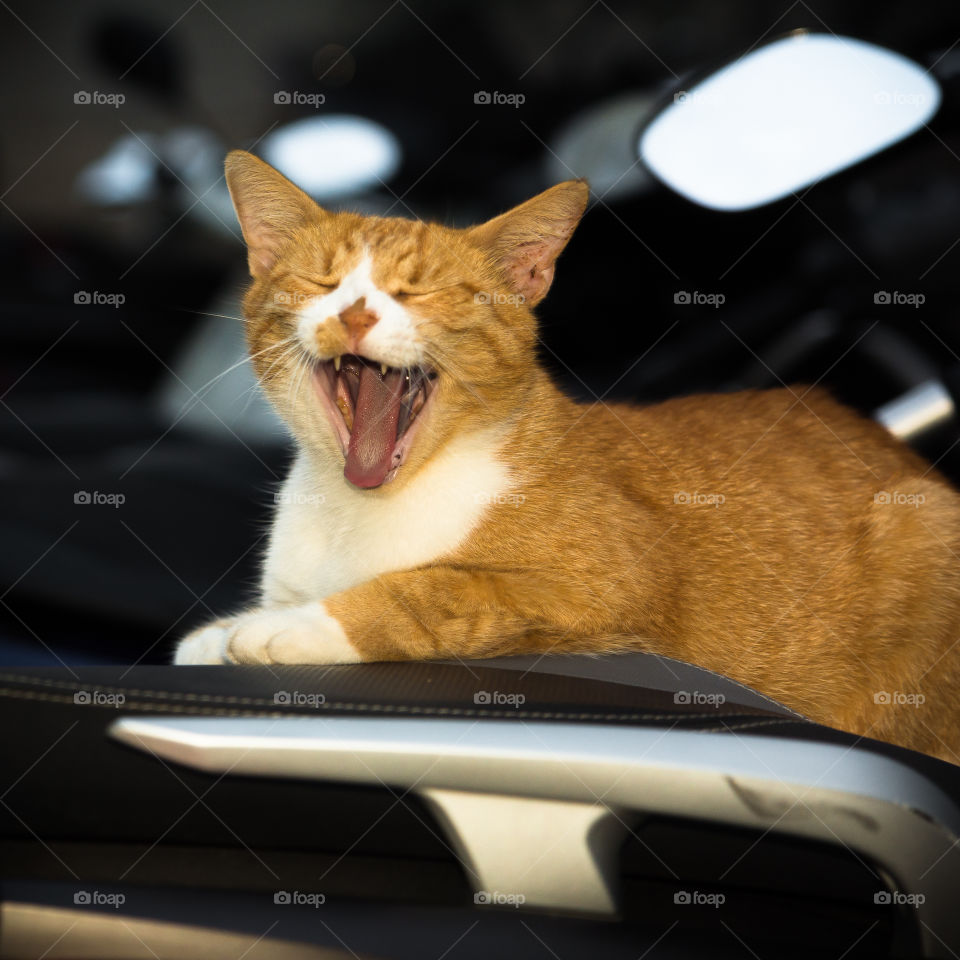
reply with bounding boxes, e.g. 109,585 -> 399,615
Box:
638,32 -> 940,211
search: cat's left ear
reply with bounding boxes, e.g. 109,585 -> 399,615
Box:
467,180 -> 589,305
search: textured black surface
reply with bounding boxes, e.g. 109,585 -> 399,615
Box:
0,658 -> 793,724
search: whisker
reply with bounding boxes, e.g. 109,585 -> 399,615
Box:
259,339 -> 304,383
236,339 -> 304,413
175,308 -> 251,324
289,350 -> 315,411
192,337 -> 297,398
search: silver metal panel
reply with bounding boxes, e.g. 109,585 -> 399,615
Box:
110,716 -> 960,956
421,788 -> 633,914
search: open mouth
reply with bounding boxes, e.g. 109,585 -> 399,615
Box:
313,355 -> 437,489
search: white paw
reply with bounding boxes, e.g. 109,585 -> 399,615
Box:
173,621 -> 232,664
225,603 -> 361,665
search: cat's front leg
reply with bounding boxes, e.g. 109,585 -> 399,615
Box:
174,616 -> 239,664
261,567 -> 602,664
174,605 -> 362,665
176,566 -> 611,665
226,604 -> 361,664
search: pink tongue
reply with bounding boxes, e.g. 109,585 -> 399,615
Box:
344,365 -> 405,489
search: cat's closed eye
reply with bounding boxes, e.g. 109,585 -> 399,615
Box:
305,278 -> 338,291
392,284 -> 461,300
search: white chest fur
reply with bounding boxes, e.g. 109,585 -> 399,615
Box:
261,430 -> 511,603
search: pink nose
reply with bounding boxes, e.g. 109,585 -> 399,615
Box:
339,296 -> 378,341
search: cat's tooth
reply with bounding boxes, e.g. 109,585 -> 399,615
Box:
334,355 -> 341,372
381,363 -> 388,376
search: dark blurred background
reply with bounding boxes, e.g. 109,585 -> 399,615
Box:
2,0 -> 960,667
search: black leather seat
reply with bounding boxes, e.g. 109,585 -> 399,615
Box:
1,655 -> 957,959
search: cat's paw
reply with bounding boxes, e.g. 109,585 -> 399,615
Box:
173,619 -> 233,664
225,603 -> 361,665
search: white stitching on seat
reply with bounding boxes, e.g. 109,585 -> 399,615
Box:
0,684 -> 804,728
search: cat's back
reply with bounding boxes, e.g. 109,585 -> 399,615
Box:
574,385 -> 937,491
542,385 -> 960,634
536,384 -> 960,563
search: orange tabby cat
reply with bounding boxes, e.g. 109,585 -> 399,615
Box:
175,149 -> 960,763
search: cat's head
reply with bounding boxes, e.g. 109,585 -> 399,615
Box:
225,150 -> 587,490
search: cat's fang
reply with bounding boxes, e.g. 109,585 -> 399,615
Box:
333,355 -> 341,372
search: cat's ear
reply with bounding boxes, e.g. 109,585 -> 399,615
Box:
224,150 -> 321,279
468,180 -> 589,305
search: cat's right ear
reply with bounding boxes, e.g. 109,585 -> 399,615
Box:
467,179 -> 589,306
224,150 -> 321,279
